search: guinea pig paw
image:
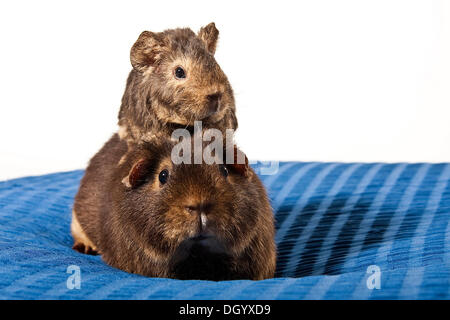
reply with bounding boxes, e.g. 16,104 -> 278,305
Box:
72,242 -> 99,256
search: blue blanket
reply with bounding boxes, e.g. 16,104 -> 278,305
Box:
0,162 -> 449,299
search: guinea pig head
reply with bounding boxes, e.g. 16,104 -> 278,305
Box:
116,141 -> 256,280
129,23 -> 236,128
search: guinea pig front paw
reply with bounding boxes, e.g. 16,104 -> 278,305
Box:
72,242 -> 99,256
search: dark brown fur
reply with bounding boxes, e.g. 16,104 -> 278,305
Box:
118,23 -> 237,143
73,134 -> 276,280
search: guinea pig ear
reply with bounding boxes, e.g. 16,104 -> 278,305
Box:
122,158 -> 152,189
130,31 -> 166,72
226,145 -> 250,178
198,22 -> 219,55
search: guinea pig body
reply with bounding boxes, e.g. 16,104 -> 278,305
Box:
118,23 -> 238,144
72,134 -> 276,280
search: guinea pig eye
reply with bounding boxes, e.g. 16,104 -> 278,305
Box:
159,169 -> 169,184
219,164 -> 228,177
174,66 -> 186,79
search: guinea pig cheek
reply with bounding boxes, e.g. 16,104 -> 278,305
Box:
162,207 -> 197,243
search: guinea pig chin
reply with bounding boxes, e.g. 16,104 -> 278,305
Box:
168,235 -> 235,280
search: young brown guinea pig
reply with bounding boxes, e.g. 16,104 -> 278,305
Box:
118,22 -> 238,143
72,134 -> 276,280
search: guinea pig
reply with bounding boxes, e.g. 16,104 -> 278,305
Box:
118,22 -> 238,144
72,134 -> 276,280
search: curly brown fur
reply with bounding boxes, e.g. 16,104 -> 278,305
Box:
118,23 -> 238,143
73,134 -> 276,280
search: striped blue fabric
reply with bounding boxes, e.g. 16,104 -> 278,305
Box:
0,162 -> 449,300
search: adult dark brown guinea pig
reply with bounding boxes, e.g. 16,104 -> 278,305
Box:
72,134 -> 276,280
118,22 -> 238,143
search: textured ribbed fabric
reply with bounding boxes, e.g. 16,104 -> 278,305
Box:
0,162 -> 449,299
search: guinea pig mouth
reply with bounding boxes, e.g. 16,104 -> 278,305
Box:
168,236 -> 235,281
204,102 -> 224,119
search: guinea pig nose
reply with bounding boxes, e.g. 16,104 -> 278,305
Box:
206,93 -> 221,114
185,202 -> 213,215
186,205 -> 210,232
207,93 -> 221,102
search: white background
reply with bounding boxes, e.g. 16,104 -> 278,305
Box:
1,0 -> 449,181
